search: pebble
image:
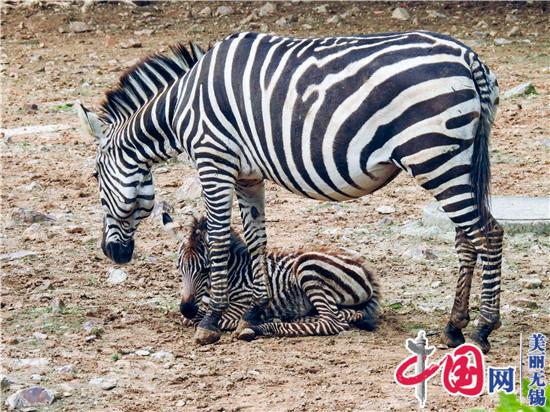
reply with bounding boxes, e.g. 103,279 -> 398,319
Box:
89,377 -> 117,390
84,334 -> 97,342
107,268 -> 128,284
31,374 -> 44,381
402,246 -> 437,261
11,207 -> 54,224
135,349 -> 150,356
314,4 -> 328,14
276,17 -> 289,28
1,374 -> 15,390
82,320 -> 96,332
391,7 -> 410,21
151,351 -> 174,362
175,176 -> 202,202
120,39 -> 142,49
494,38 -> 512,46
14,358 -> 49,368
69,21 -> 90,33
22,223 -> 48,242
431,280 -> 442,288
326,15 -> 341,24
216,5 -> 234,16
33,332 -> 48,340
503,82 -> 537,99
5,386 -> 56,410
513,298 -> 538,309
375,205 -> 395,214
507,26 -> 521,37
198,6 -> 211,17
257,2 -> 276,17
427,10 -> 446,19
56,364 -> 76,374
521,277 -> 542,289
51,297 -> 66,314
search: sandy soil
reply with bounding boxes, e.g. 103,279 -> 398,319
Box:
1,2 -> 549,411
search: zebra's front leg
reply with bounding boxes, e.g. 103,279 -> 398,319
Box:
469,218 -> 504,354
234,180 -> 271,333
442,228 -> 477,348
193,176 -> 235,345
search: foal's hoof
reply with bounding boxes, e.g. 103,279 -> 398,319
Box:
237,328 -> 257,342
234,319 -> 253,336
470,331 -> 491,354
193,326 -> 221,345
442,323 -> 465,348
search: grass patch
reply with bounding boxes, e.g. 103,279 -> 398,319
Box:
52,102 -> 74,112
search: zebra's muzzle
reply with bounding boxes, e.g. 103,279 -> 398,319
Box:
180,300 -> 198,319
103,240 -> 134,264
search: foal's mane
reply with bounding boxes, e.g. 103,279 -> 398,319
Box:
183,216 -> 248,258
99,43 -> 203,124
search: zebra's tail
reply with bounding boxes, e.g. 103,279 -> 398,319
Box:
469,52 -> 499,230
354,262 -> 382,331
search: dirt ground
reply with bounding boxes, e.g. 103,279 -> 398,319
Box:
1,1 -> 549,411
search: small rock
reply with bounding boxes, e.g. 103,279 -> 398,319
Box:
84,334 -> 97,342
257,2 -> 276,17
11,207 -> 54,224
20,181 -> 41,192
507,26 -> 521,37
5,386 -> 55,410
314,4 -> 328,14
0,250 -> 38,261
176,400 -> 187,407
494,38 -> 512,46
135,349 -> 150,356
22,223 -> 48,242
375,205 -> 395,214
134,29 -> 154,36
65,226 -> 84,234
521,277 -> 542,289
216,5 -> 233,16
402,246 -> 437,261
275,17 -> 288,28
197,6 -> 211,17
427,10 -> 446,19
14,358 -> 49,368
82,320 -> 96,332
51,297 -> 66,314
31,374 -> 44,381
1,374 -> 15,390
431,280 -> 442,288
120,39 -> 142,49
392,7 -> 410,21
69,21 -> 90,33
513,298 -> 538,309
154,166 -> 169,174
326,15 -> 341,24
175,176 -> 202,202
107,268 -> 128,284
151,351 -> 174,362
33,332 -> 48,340
476,20 -> 489,29
503,82 -> 537,99
56,364 -> 76,374
89,377 -> 117,390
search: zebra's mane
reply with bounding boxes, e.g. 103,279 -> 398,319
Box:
99,43 -> 203,124
184,216 -> 249,258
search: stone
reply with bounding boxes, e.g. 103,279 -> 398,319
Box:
107,268 -> 128,284
51,297 -> 66,314
1,374 -> 15,390
494,37 -> 512,46
14,358 -> 49,368
503,82 -> 537,99
175,176 -> 202,202
513,298 -> 538,309
315,4 -> 328,14
326,15 -> 341,24
20,181 -> 41,192
11,207 -> 54,224
5,387 -> 55,409
276,17 -> 288,28
507,26 -> 521,37
69,21 -> 90,33
427,10 -> 446,19
257,2 -> 276,17
57,364 -> 76,374
402,246 -> 437,261
22,223 -> 48,242
197,6 -> 211,17
151,351 -> 174,362
120,39 -> 142,49
422,196 -> 550,234
85,334 -> 97,342
216,5 -> 233,16
375,205 -> 395,214
0,250 -> 37,261
89,377 -> 117,390
33,332 -> 48,340
31,374 -> 44,381
521,277 -> 542,289
82,320 -> 96,332
135,349 -> 150,356
392,7 -> 410,21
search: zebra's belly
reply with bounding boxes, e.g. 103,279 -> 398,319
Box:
268,291 -> 315,320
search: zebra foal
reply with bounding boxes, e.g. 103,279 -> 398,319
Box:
164,213 -> 380,339
78,31 -> 502,352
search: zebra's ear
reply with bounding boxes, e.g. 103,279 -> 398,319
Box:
76,101 -> 107,148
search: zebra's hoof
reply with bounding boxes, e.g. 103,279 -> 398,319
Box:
470,328 -> 492,354
237,328 -> 257,342
194,326 -> 221,345
442,322 -> 465,348
234,319 -> 253,336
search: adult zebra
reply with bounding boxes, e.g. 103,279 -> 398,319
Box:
78,31 -> 502,352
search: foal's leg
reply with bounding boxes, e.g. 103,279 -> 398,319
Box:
442,227 -> 477,347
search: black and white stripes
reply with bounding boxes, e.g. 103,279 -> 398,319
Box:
78,30 -> 503,351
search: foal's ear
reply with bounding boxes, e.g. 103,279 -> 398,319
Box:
76,100 -> 108,148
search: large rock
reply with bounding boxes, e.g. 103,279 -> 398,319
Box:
5,387 -> 55,410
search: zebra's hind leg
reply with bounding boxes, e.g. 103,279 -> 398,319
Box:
468,217 -> 504,353
234,180 -> 271,333
442,228 -> 477,348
